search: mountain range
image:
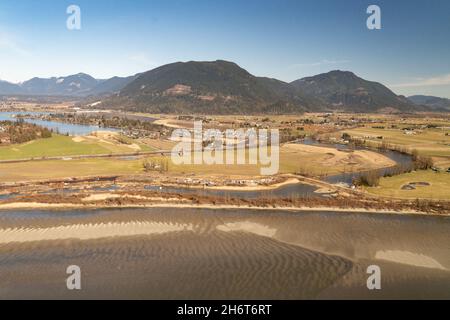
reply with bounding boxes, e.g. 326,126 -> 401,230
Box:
0,73 -> 137,97
291,70 -> 415,113
105,60 -> 320,114
408,95 -> 450,111
0,60 -> 445,114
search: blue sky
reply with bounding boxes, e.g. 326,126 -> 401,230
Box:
0,0 -> 449,97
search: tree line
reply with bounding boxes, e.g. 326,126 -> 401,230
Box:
0,120 -> 52,145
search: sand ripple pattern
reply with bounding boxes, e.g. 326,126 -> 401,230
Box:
0,221 -> 193,244
0,233 -> 352,299
0,208 -> 449,299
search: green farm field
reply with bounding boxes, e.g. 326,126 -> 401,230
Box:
365,170 -> 450,200
0,135 -> 152,161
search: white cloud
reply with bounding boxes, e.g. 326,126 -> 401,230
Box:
0,30 -> 31,57
390,74 -> 450,88
290,59 -> 350,68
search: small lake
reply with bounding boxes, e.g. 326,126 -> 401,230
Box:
0,112 -> 117,136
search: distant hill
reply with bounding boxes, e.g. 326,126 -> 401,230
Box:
290,70 -> 419,113
21,73 -> 99,96
103,60 -> 322,114
408,95 -> 450,111
0,80 -> 22,95
0,73 -> 137,97
88,75 -> 139,96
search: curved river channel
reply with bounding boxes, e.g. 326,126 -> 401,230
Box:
302,138 -> 414,185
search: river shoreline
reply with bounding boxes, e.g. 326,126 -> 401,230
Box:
1,200 -> 449,217
1,174 -> 449,216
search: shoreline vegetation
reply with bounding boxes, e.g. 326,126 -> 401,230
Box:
0,120 -> 52,145
1,200 -> 449,217
1,187 -> 449,216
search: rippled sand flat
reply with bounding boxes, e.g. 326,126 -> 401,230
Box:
0,208 -> 449,299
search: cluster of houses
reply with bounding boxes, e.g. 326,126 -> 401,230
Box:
175,178 -> 217,187
123,129 -> 164,140
401,127 -> 425,135
223,178 -> 274,187
174,177 -> 277,187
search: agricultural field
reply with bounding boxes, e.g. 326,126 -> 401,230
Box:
0,158 -> 144,182
280,143 -> 395,176
0,133 -> 153,161
364,170 -> 450,200
147,144 -> 395,177
345,126 -> 450,157
141,138 -> 177,151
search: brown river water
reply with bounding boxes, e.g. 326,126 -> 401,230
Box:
0,208 -> 449,299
